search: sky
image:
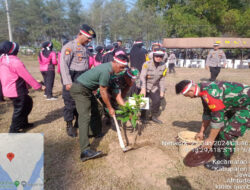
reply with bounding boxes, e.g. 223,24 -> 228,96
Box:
81,0 -> 135,10
81,0 -> 92,9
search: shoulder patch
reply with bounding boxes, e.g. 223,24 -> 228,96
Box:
200,91 -> 225,112
163,68 -> 167,76
65,48 -> 72,55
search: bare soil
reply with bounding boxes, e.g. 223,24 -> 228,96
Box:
0,56 -> 249,190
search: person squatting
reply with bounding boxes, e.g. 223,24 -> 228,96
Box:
175,80 -> 250,170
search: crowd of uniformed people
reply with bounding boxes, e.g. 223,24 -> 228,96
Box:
0,24 -> 170,162
0,24 -> 248,168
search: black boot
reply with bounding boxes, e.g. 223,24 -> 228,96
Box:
151,116 -> 163,124
204,153 -> 231,171
66,121 -> 77,138
80,149 -> 103,162
21,123 -> 34,131
88,133 -> 105,138
9,128 -> 21,133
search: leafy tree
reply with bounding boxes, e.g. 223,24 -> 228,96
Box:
0,0 -> 248,46
66,0 -> 84,36
9,0 -> 29,44
44,0 -> 66,41
104,0 -> 127,42
51,38 -> 62,52
0,2 -> 9,41
88,0 -> 107,45
237,8 -> 250,37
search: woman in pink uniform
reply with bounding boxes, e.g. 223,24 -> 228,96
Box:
38,41 -> 57,100
57,40 -> 69,74
57,51 -> 61,74
0,41 -> 42,133
88,46 -> 104,68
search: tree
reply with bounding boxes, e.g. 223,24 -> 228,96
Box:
88,0 -> 107,45
66,0 -> 84,37
44,0 -> 66,41
104,0 -> 127,42
237,8 -> 250,37
25,0 -> 47,45
0,0 -> 248,46
0,2 -> 9,41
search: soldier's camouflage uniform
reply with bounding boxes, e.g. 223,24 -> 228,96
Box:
108,72 -> 130,109
200,81 -> 250,157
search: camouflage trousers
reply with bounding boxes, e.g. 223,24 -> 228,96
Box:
214,105 -> 250,157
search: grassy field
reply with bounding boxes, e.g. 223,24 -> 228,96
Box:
0,56 -> 249,190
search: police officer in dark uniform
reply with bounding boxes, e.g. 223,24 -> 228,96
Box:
60,24 -> 96,137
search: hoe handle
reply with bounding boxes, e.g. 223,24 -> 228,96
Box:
113,115 -> 126,151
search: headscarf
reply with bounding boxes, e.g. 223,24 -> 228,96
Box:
40,41 -> 53,58
130,41 -> 146,72
102,45 -> 114,63
95,46 -> 104,62
0,40 -> 19,56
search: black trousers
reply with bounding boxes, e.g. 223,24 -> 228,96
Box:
9,95 -> 33,132
63,85 -> 78,122
0,82 -> 4,101
209,67 -> 221,81
141,88 -> 161,120
169,63 -> 175,73
41,70 -> 55,98
147,88 -> 161,115
62,70 -> 85,122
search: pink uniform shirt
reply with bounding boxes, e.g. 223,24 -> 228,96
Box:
0,55 -> 41,97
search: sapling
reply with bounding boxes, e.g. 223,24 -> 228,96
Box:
116,94 -> 145,147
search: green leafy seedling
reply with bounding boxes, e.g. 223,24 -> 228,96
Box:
116,93 -> 145,128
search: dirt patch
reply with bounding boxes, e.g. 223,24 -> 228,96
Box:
107,139 -> 178,188
0,57 -> 250,190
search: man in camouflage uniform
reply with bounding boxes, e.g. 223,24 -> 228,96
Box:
140,48 -> 167,124
60,24 -> 96,137
206,43 -> 227,81
176,80 -> 250,170
108,67 -> 139,107
97,67 -> 139,123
